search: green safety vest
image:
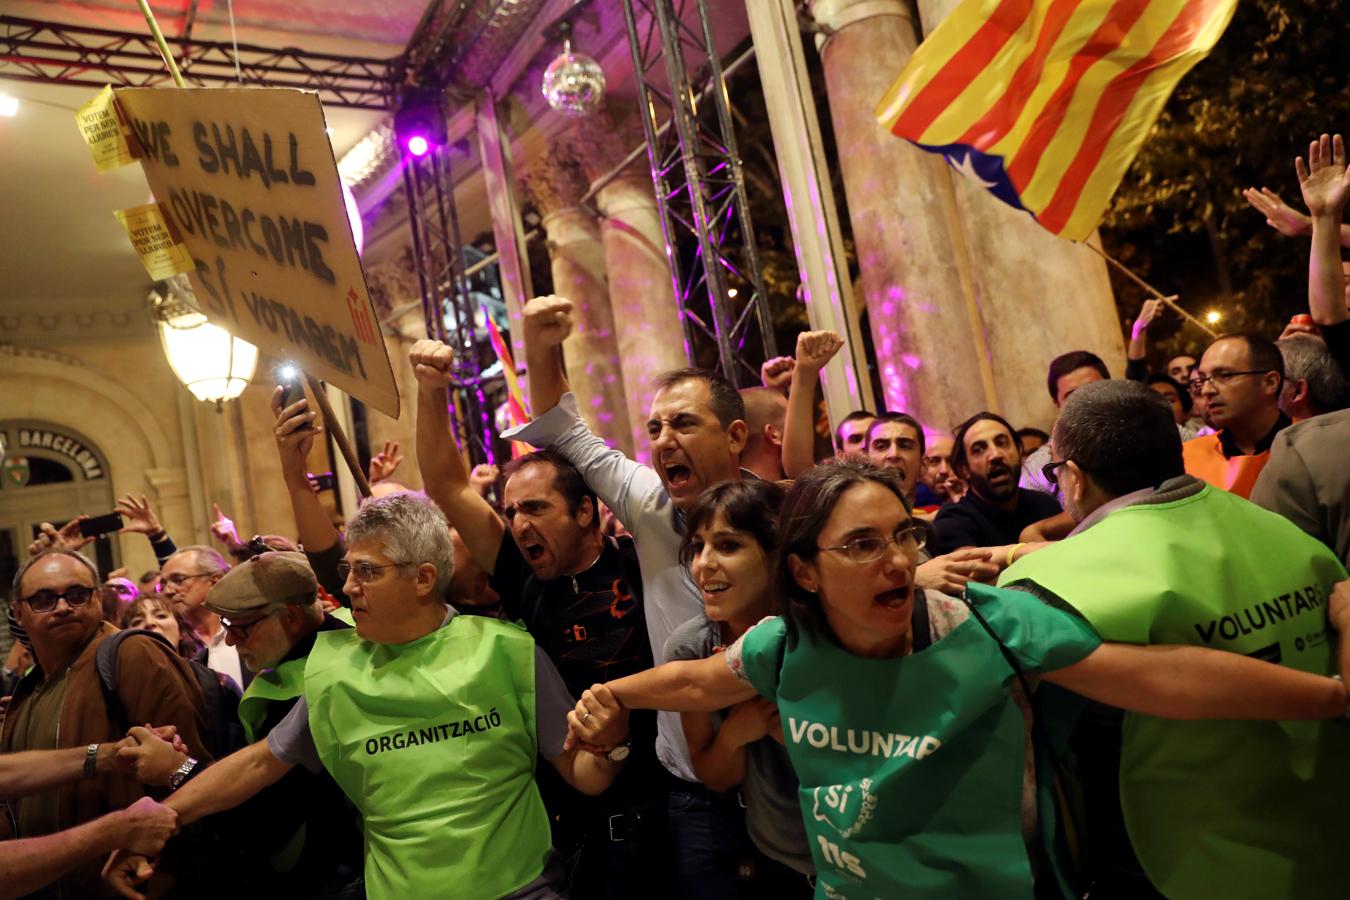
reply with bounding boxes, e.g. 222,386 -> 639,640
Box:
238,655 -> 310,872
304,613 -> 552,900
1002,482 -> 1350,900
738,584 -> 1101,898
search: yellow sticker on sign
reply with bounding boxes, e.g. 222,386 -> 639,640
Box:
75,86 -> 138,172
114,203 -> 194,280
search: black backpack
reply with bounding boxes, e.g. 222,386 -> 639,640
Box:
95,628 -> 246,760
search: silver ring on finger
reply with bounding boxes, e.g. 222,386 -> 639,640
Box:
582,712 -> 593,723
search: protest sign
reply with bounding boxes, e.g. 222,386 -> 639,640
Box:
108,87 -> 399,417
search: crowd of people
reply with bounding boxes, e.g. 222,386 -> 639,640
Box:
2,136 -> 1349,900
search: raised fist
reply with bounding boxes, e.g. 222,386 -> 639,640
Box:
409,340 -> 455,390
522,296 -> 575,349
795,330 -> 845,374
760,356 -> 795,394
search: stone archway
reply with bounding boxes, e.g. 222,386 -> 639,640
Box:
0,345 -> 193,576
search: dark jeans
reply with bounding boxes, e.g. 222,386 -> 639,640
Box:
667,782 -> 813,900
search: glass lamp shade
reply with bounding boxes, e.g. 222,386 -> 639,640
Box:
157,311 -> 258,403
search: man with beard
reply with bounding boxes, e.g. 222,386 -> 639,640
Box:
411,339 -> 670,899
931,412 -> 1061,555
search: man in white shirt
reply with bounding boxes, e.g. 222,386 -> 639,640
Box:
159,546 -> 243,688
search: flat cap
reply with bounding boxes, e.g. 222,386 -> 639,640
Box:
205,550 -> 318,616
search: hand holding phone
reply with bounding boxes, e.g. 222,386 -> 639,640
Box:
79,512 -> 124,539
273,362 -> 306,410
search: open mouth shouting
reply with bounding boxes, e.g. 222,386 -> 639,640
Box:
661,457 -> 695,493
872,582 -> 913,621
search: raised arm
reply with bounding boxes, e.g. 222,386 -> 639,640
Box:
1125,298 -> 1163,380
507,298 -> 665,530
783,331 -> 845,479
1297,134 -> 1350,327
270,387 -> 340,554
1243,185 -> 1350,247
115,496 -> 178,565
411,339 -> 506,573
522,295 -> 574,417
1044,642 -> 1346,721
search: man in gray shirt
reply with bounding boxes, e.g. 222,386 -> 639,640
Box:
505,296 -> 752,785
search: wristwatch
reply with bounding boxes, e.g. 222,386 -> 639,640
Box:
84,743 -> 100,779
168,756 -> 199,791
605,741 -> 631,763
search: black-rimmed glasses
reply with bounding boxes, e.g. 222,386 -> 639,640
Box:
22,586 -> 97,613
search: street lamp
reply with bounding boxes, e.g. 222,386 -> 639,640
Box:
150,277 -> 258,407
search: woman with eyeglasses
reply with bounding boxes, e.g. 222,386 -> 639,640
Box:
567,459 -> 1348,899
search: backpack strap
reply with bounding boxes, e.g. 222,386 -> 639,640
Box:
910,590 -> 933,652
95,629 -> 178,734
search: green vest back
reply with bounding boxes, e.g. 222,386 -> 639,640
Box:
304,613 -> 551,900
1002,484 -> 1350,900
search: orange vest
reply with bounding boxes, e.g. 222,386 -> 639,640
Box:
1181,433 -> 1270,499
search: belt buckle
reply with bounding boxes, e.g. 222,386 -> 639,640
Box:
608,812 -> 628,843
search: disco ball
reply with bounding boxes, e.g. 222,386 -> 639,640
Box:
542,41 -> 606,118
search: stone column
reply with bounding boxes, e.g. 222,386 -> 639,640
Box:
809,0 -> 998,432
563,106 -> 689,460
915,0 -> 1125,431
521,151 -> 634,456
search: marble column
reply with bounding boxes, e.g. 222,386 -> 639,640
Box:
521,151 -> 634,456
915,0 -> 1126,431
809,0 -> 998,432
563,106 -> 689,460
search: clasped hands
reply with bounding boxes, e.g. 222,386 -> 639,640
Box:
563,683 -> 630,755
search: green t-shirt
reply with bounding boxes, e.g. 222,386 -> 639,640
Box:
729,584 -> 1101,898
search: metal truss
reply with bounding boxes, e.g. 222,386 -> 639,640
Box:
401,143 -> 503,465
621,0 -> 777,386
0,15 -> 392,109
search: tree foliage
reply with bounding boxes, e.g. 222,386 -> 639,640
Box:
1103,0 -> 1350,362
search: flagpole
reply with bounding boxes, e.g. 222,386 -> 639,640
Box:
1085,242 -> 1219,338
135,0 -> 187,88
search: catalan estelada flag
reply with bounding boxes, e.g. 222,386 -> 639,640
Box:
484,314 -> 530,456
876,0 -> 1238,240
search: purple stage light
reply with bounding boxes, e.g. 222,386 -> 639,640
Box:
405,134 -> 430,158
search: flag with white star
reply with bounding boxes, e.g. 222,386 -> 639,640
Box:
875,0 -> 1238,241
